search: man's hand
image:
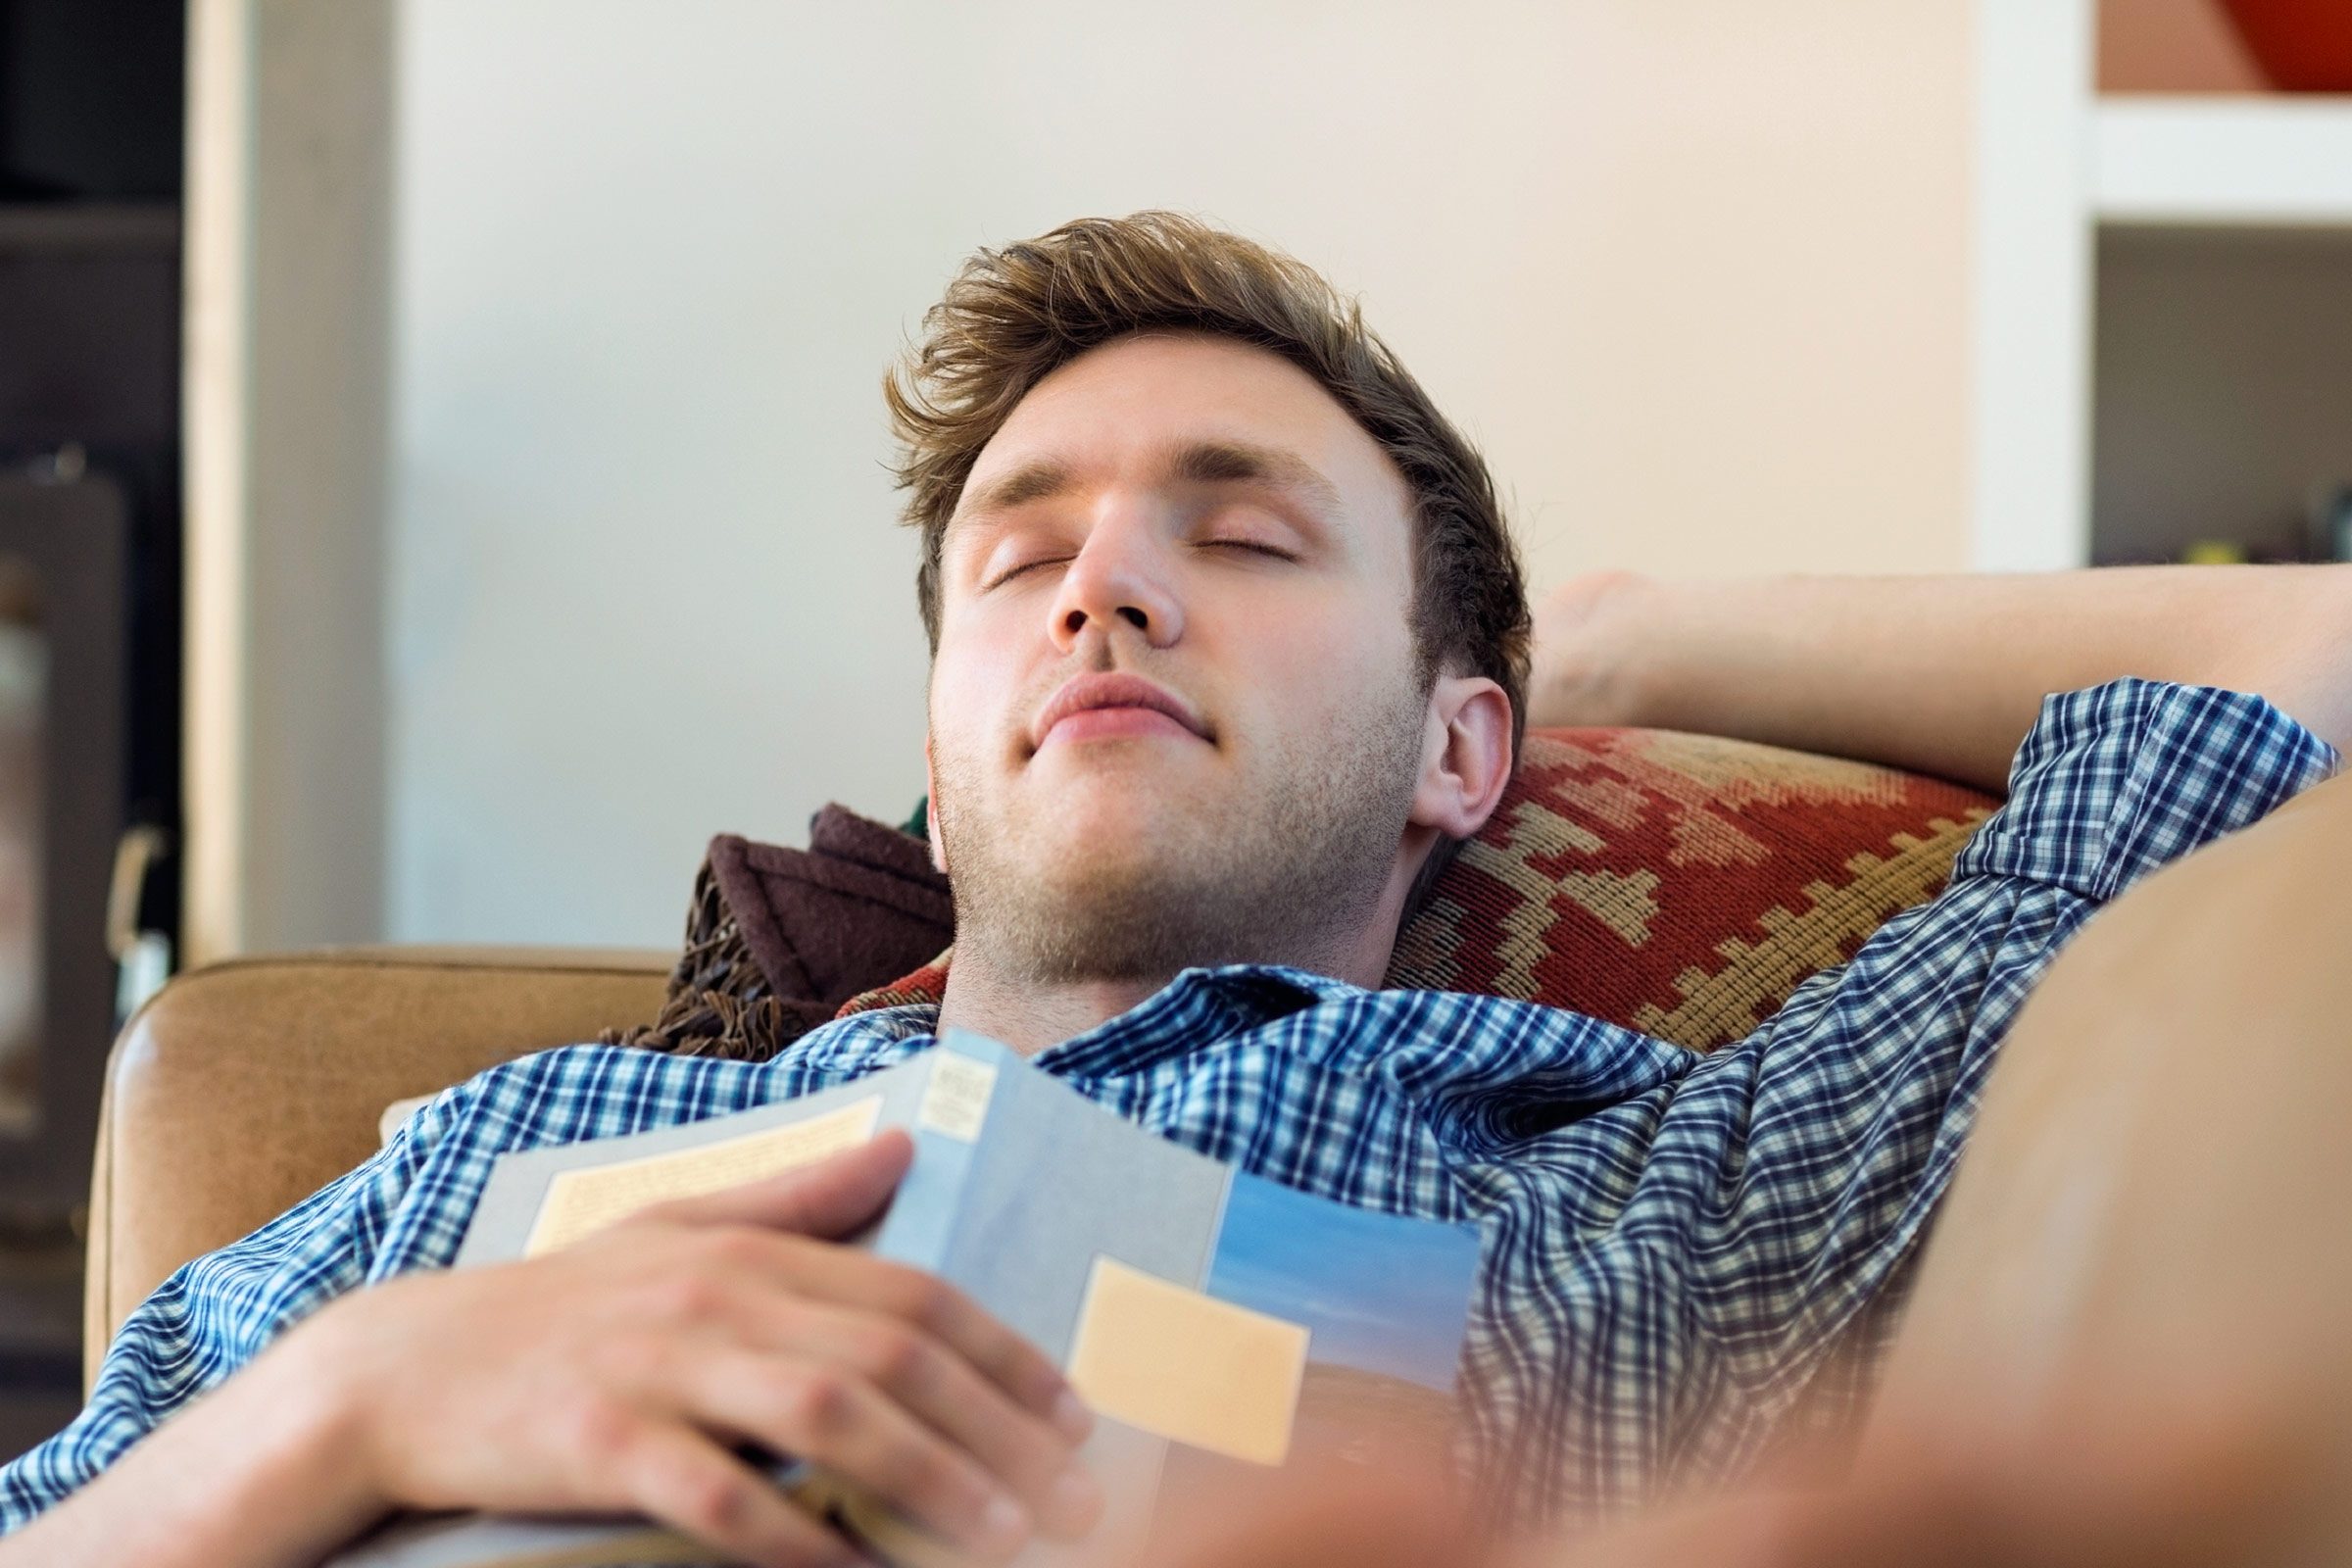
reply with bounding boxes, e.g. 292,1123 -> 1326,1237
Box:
296,1128 -> 1101,1565
1525,568 -> 1653,734
2,1131 -> 1100,1568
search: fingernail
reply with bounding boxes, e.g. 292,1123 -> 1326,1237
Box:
976,1493 -> 1030,1553
1052,1388 -> 1094,1442
1043,1465 -> 1104,1537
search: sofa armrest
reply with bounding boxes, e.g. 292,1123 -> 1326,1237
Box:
85,946 -> 670,1393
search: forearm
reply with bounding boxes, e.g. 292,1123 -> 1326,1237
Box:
0,1337 -> 386,1568
1534,566 -> 2352,790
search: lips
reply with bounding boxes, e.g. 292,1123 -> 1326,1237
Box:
1029,672 -> 1210,751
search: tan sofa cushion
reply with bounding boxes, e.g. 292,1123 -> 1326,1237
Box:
86,947 -> 667,1393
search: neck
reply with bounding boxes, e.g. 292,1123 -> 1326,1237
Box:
936,961 -> 1168,1057
935,900 -> 1407,1057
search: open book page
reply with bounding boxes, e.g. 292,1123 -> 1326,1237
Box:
523,1096 -> 882,1255
453,1067 -> 937,1269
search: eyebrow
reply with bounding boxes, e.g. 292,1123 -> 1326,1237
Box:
958,459 -> 1075,521
1165,439 -> 1345,522
951,439 -> 1346,533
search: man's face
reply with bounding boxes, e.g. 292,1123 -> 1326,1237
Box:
925,331 -> 1435,984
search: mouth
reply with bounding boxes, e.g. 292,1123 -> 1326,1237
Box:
1029,672 -> 1211,753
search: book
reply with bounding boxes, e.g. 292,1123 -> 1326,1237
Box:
331,1030 -> 1483,1568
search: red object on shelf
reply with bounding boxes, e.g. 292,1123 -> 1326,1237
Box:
2220,0 -> 2352,91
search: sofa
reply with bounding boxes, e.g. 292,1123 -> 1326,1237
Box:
83,947 -> 669,1391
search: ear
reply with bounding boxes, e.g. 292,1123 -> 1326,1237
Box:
1408,675 -> 1513,839
923,735 -> 948,875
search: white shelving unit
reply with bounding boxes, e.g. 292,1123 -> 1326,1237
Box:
1971,0 -> 2352,570
2094,98 -> 2352,225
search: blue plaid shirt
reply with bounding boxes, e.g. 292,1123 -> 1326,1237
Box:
3,681 -> 2336,1534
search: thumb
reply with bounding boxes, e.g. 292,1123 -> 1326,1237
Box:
635,1129 -> 915,1238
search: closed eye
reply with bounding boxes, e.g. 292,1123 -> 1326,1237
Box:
986,539 -> 1292,590
984,557 -> 1069,590
1201,539 -> 1297,562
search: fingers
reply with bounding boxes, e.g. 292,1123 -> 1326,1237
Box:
612,1423 -> 863,1568
741,1298 -> 1102,1539
678,1347 -> 1036,1562
610,1131 -> 1076,1438
749,1239 -> 1087,1442
589,1129 -> 1100,1555
635,1130 -> 916,1238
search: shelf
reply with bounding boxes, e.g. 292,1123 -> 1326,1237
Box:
2093,97 -> 2352,226
0,202 -> 178,255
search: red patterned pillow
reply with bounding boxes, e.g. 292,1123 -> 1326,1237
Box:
836,729 -> 1999,1053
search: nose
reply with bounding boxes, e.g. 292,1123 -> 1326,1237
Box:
1045,510 -> 1185,654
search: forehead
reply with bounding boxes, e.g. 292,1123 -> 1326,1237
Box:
956,333 -> 1413,536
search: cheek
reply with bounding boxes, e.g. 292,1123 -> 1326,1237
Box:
1210,631 -> 1411,786
927,628 -> 1028,760
1246,600 -> 1413,712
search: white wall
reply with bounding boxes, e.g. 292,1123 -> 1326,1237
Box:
185,0 -> 396,963
384,0 -> 1973,948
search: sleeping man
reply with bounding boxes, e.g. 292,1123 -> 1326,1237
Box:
2,212 -> 2347,1567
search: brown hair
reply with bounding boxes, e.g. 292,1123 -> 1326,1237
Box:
885,212 -> 1531,904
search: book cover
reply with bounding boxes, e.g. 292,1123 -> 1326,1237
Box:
333,1031 -> 1481,1567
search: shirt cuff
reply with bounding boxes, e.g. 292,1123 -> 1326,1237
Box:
1952,677 -> 2340,904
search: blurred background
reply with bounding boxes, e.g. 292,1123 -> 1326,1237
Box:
1,0 -> 2348,1456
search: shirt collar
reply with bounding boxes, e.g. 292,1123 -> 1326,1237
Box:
789,963 -> 1354,1080
1033,964 -> 1352,1078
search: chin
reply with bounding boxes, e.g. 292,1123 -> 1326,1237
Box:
1031,811 -> 1186,888
1020,793 -> 1206,892
1028,760 -> 1207,840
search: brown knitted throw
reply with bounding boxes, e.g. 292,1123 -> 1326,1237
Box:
602,805 -> 951,1062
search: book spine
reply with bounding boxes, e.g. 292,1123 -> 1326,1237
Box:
868,1048 -> 993,1275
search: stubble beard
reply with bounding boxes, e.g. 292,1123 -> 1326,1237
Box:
933,678 -> 1430,988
